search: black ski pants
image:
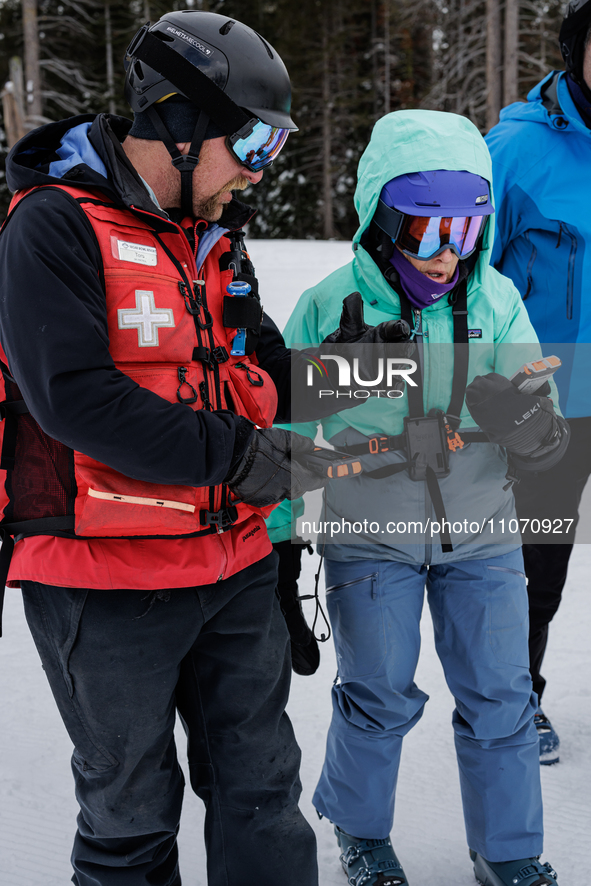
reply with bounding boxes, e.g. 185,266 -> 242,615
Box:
21,551 -> 318,886
513,416 -> 591,701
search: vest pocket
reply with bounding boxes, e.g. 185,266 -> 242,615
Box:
223,380 -> 236,412
72,365 -> 207,535
74,456 -> 203,537
225,361 -> 277,429
123,364 -> 200,403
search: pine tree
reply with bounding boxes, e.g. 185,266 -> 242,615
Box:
423,0 -> 564,132
224,0 -> 435,240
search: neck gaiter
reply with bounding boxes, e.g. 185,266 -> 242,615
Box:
389,247 -> 459,310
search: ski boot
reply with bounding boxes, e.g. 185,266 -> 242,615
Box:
534,708 -> 560,765
335,825 -> 408,886
470,850 -> 558,886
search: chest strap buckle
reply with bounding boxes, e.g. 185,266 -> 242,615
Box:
192,346 -> 229,366
442,414 -> 465,452
200,506 -> 239,532
368,435 -> 390,455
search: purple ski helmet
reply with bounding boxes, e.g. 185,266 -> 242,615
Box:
373,169 -> 494,261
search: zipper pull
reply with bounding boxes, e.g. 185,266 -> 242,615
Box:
192,280 -> 205,305
199,380 -> 212,410
193,280 -> 213,329
179,281 -> 200,315
234,362 -> 264,387
410,310 -> 422,340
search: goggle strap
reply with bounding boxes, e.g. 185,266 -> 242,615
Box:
374,199 -> 404,241
133,30 -> 251,136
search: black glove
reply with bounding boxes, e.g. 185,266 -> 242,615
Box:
323,291 -> 412,344
225,427 -> 331,507
465,373 -> 569,471
317,291 -> 416,400
273,539 -> 320,676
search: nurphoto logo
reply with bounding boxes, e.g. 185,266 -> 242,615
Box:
305,353 -> 418,400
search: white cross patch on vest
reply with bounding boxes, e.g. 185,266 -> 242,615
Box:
118,291 -> 175,347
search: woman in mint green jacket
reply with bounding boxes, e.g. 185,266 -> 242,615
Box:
268,111 -> 564,886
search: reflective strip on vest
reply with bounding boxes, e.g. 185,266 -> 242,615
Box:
87,487 -> 196,513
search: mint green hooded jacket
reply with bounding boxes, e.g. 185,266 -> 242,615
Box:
268,110 -> 555,564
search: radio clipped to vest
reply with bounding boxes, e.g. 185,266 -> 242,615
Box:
220,230 -> 263,355
227,281 -> 251,356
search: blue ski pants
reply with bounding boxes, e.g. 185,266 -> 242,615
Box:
312,549 -> 542,862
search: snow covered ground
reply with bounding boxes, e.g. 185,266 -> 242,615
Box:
1,239 -> 590,885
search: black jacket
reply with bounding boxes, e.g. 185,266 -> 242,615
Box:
0,113 -> 302,489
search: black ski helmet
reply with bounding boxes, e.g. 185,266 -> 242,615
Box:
124,11 -> 297,214
559,0 -> 591,82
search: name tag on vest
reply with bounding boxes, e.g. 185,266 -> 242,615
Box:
116,240 -> 158,266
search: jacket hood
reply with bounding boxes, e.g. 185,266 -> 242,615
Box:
353,109 -> 495,286
497,70 -> 591,138
4,113 -> 166,217
5,113 -> 256,229
6,114 -> 128,196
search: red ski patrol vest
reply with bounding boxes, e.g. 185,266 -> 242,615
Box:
0,184 -> 278,544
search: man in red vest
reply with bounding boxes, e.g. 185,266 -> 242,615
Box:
0,12 -> 403,886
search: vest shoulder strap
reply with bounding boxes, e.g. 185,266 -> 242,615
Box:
447,280 -> 469,427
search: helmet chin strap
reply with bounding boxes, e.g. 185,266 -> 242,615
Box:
146,106 -> 210,217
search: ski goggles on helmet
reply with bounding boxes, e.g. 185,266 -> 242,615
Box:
394,213 -> 486,260
226,118 -> 290,172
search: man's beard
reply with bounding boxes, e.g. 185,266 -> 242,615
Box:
197,175 -> 250,220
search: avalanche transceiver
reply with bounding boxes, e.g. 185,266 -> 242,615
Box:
510,356 -> 562,395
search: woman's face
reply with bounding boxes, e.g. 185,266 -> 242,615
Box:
398,245 -> 459,284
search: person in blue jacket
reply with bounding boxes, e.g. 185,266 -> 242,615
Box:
485,0 -> 591,765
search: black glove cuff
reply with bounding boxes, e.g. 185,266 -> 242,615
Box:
510,416 -> 570,473
224,414 -> 255,480
273,539 -> 306,584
